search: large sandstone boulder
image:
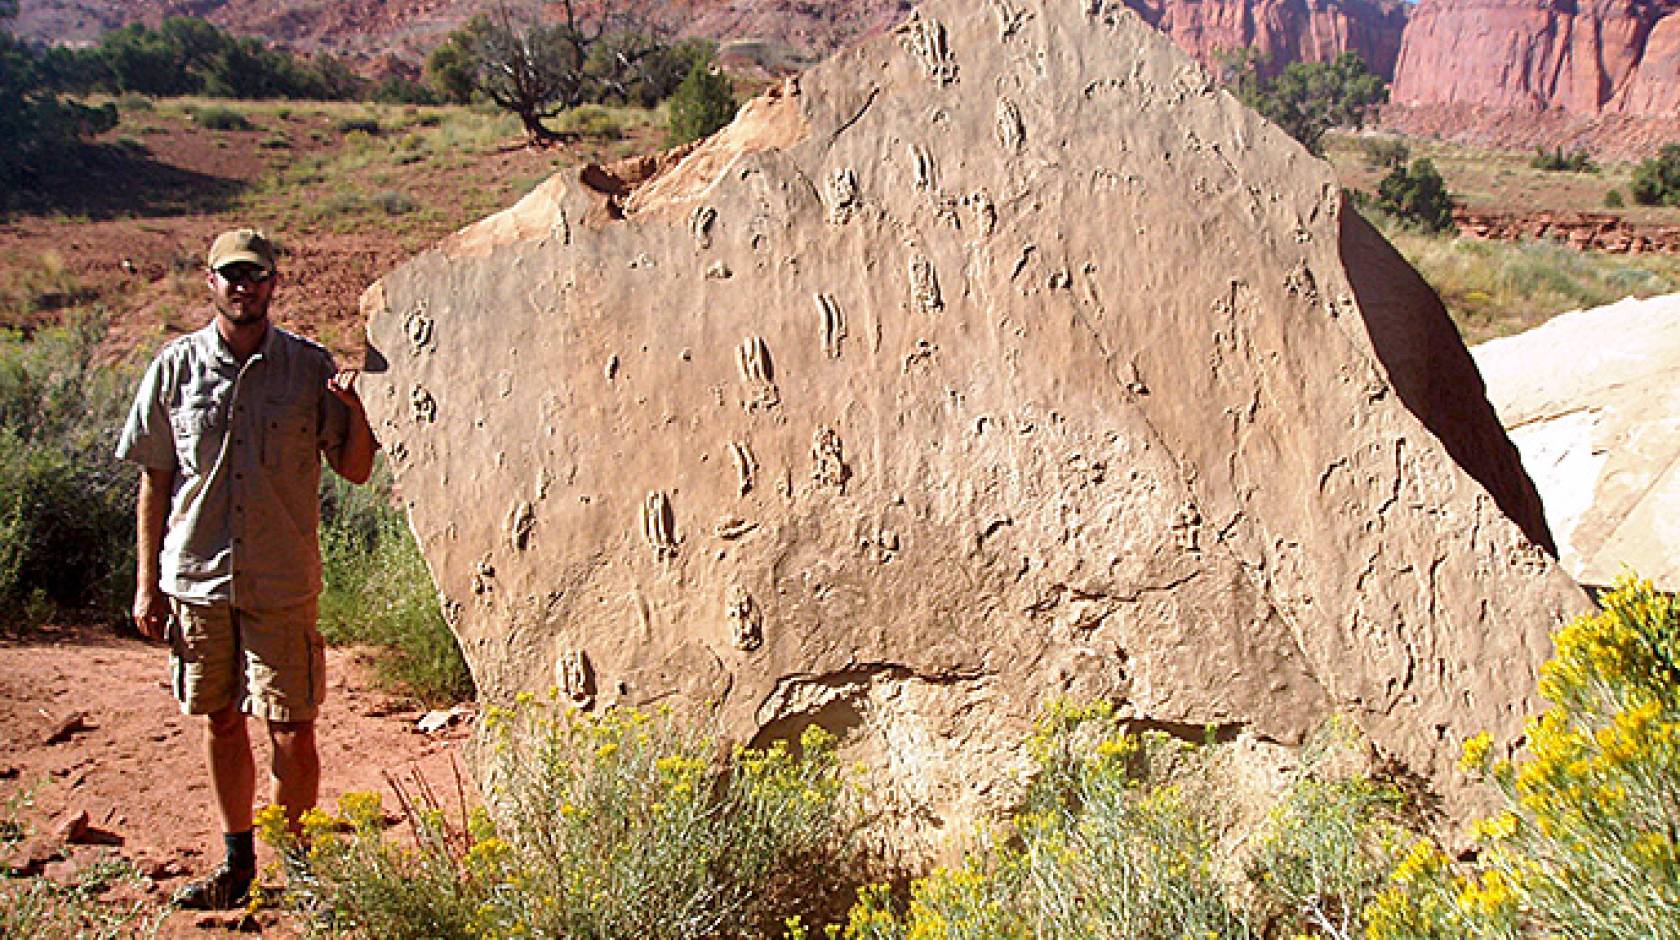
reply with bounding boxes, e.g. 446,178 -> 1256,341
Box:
359,0 -> 1588,853
1473,295 -> 1680,593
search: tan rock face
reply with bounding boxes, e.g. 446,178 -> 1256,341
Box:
361,0 -> 1588,856
1392,0 -> 1680,117
1472,295 -> 1680,593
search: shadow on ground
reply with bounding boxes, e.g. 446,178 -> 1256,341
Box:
2,142 -> 244,220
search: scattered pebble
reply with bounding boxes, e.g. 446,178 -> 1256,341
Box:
56,809 -> 90,843
43,711 -> 91,745
415,704 -> 473,734
5,837 -> 63,876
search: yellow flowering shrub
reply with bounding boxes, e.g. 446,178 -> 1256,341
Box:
256,699 -> 854,939
1368,576 -> 1680,940
839,703 -> 1253,939
1245,720 -> 1413,940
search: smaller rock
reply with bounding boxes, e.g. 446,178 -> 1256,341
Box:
0,765 -> 18,779
134,852 -> 188,880
6,837 -> 63,877
56,810 -> 90,843
42,857 -> 82,886
415,705 -> 473,734
43,712 -> 91,745
56,809 -> 123,846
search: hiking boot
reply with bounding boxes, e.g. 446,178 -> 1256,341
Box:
171,861 -> 256,910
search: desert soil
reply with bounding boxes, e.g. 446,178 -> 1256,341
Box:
0,623 -> 479,937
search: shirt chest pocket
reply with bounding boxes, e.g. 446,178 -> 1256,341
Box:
169,400 -> 222,477
262,396 -> 318,472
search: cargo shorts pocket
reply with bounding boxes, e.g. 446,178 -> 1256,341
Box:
167,600 -> 239,716
243,604 -> 326,722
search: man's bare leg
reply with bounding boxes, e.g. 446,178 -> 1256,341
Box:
173,703 -> 259,909
205,703 -> 255,833
268,719 -> 319,834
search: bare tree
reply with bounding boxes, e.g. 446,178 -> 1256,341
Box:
464,0 -> 677,144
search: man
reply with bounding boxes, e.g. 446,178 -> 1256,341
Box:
117,228 -> 376,910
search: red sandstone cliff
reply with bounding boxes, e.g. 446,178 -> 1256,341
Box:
1124,0 -> 1409,78
18,0 -> 1404,72
1392,0 -> 1680,117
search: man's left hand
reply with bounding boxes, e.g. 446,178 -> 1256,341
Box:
327,369 -> 364,412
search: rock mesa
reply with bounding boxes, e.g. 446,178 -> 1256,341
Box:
360,0 -> 1589,855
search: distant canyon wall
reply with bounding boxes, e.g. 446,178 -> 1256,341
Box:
17,0 -> 1680,125
1121,0 -> 1409,80
1392,0 -> 1680,117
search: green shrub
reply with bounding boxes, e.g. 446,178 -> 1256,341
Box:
666,59 -> 736,145
0,25 -> 120,188
265,704 -> 854,938
190,104 -> 251,130
559,103 -> 625,140
1630,143 -> 1680,206
372,74 -> 438,106
0,315 -> 137,628
1374,158 -> 1455,233
335,116 -> 382,136
1361,137 -> 1411,169
369,189 -> 416,216
1606,188 -> 1625,208
0,856 -> 165,938
318,460 -> 472,705
1530,146 -> 1598,173
841,704 -> 1421,940
1230,50 -> 1388,155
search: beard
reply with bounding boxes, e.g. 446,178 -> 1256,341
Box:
216,294 -> 269,326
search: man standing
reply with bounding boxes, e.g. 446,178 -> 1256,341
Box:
117,229 -> 376,910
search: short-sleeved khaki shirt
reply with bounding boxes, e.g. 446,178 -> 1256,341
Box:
117,322 -> 352,609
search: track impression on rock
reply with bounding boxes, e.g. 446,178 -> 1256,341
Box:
0,623 -> 477,937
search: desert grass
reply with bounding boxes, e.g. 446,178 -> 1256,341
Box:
0,791 -> 167,938
1327,133 -> 1680,226
1371,217 -> 1680,343
318,460 -> 474,705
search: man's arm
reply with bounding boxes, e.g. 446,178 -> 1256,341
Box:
324,369 -> 375,485
133,466 -> 173,640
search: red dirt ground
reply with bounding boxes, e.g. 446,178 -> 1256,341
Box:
0,625 -> 478,937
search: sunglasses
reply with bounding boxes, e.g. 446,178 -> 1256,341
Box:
216,266 -> 273,286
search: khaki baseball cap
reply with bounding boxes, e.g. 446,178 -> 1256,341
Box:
207,228 -> 277,272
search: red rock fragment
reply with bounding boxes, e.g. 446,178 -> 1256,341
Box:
43,711 -> 90,745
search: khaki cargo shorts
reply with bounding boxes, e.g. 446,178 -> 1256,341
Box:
166,598 -> 327,722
